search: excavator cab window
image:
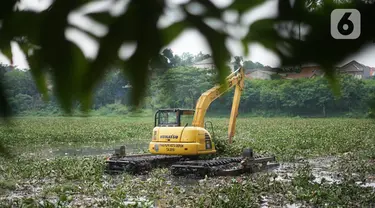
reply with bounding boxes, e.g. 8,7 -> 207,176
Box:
155,110 -> 179,127
159,111 -> 177,126
180,110 -> 194,126
154,109 -> 194,127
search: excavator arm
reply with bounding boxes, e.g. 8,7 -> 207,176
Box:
192,66 -> 245,143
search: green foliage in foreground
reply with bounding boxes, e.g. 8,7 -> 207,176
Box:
0,117 -> 374,207
1,0 -> 375,118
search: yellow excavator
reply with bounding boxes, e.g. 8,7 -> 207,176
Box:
105,66 -> 277,177
149,66 -> 244,155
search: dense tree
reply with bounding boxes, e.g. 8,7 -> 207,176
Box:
233,56 -> 243,71
93,70 -> 129,108
3,69 -> 38,97
3,65 -> 374,118
149,49 -> 212,76
151,66 -> 216,109
179,52 -> 195,66
2,60 -> 375,118
243,61 -> 265,70
193,52 -> 211,63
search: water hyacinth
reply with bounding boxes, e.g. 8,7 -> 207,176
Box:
0,117 -> 374,207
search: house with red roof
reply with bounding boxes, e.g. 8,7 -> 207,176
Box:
337,60 -> 372,79
275,60 -> 373,80
278,65 -> 325,79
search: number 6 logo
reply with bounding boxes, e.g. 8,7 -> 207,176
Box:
331,9 -> 361,39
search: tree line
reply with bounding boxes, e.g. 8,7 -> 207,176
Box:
150,67 -> 375,118
1,59 -> 375,117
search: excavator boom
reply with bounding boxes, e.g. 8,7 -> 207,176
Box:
192,67 -> 245,143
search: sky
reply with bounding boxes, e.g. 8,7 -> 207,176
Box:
1,0 -> 375,69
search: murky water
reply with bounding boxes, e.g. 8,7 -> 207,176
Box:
269,156 -> 342,184
52,143 -> 149,156
109,155 -> 374,208
25,142 -> 150,158
259,156 -> 375,208
8,150 -> 375,208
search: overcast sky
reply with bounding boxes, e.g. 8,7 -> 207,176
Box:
1,0 -> 375,69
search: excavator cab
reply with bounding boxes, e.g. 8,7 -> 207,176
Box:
154,109 -> 195,127
150,108 -> 216,155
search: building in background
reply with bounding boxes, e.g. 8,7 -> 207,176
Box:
191,57 -> 215,69
370,67 -> 375,77
269,60 -> 373,80
192,58 -> 374,80
278,64 -> 325,79
191,57 -> 238,71
245,67 -> 277,80
337,60 -> 372,79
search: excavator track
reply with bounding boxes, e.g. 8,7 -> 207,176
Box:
105,148 -> 278,177
170,154 -> 278,177
105,154 -> 184,174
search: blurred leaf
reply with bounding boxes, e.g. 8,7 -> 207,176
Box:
0,42 -> 13,63
0,11 -> 44,43
277,0 -> 294,20
246,18 -> 284,57
229,0 -> 267,56
72,44 -> 89,113
305,0 -> 321,10
20,45 -> 49,101
39,0 -> 86,113
122,0 -> 165,107
247,0 -> 375,98
82,0 -> 165,109
0,81 -> 12,118
228,0 -> 265,14
277,0 -> 374,65
184,10 -> 230,88
161,21 -> 187,46
68,25 -> 102,41
194,0 -> 222,18
86,11 -> 115,26
0,0 -> 374,119
241,39 -> 249,56
80,11 -> 136,110
0,0 -> 18,20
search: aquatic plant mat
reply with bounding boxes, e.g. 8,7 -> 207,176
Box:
0,117 -> 374,207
